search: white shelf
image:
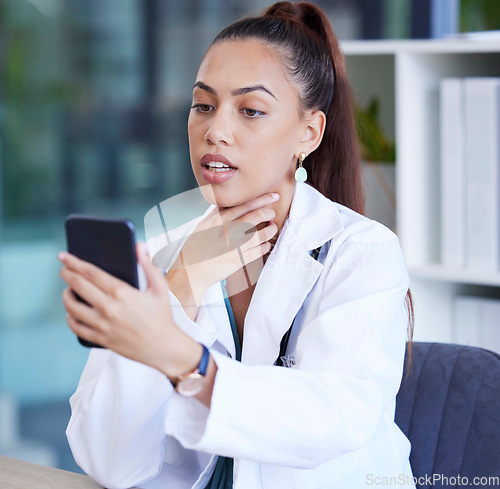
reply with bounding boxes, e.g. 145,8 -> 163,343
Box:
409,265 -> 500,287
342,39 -> 500,55
342,38 -> 500,344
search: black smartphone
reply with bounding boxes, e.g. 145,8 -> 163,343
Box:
64,214 -> 139,348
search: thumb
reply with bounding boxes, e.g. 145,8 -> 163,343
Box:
136,241 -> 166,295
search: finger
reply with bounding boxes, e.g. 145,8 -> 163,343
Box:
240,220 -> 278,253
185,202 -> 275,263
66,313 -> 105,347
199,210 -> 275,257
58,252 -> 128,297
241,240 -> 273,266
60,265 -> 113,312
62,287 -> 102,329
180,218 -> 274,268
238,207 -> 276,226
219,192 -> 280,222
168,222 -> 254,269
137,242 -> 169,298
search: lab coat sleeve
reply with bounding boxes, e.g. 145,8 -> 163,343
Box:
66,349 -> 173,488
66,288 -> 218,489
164,224 -> 411,468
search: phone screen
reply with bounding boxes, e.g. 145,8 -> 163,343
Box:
64,214 -> 139,348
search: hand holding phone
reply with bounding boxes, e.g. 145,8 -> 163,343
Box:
64,214 -> 140,348
60,224 -> 203,378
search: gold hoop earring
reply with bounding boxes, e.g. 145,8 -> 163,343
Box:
295,152 -> 307,182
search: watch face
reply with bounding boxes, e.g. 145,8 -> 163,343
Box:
176,373 -> 205,397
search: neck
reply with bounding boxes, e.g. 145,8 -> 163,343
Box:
260,180 -> 296,255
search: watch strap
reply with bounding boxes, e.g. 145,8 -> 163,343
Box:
170,343 -> 209,388
197,344 -> 210,376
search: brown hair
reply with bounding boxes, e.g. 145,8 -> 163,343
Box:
212,1 -> 414,362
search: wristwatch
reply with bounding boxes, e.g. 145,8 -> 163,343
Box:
170,344 -> 210,397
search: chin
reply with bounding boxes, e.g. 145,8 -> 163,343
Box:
213,196 -> 244,209
198,184 -> 251,209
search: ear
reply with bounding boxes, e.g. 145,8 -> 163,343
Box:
297,110 -> 326,156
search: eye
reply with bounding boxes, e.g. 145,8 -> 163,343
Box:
191,104 -> 213,113
242,108 -> 265,118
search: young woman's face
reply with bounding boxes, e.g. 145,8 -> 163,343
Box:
188,39 -> 304,208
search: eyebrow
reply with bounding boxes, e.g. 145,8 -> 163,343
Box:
193,81 -> 277,100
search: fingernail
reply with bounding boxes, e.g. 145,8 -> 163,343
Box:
58,251 -> 68,262
271,193 -> 280,200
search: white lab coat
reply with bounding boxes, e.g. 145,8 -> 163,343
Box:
67,181 -> 416,489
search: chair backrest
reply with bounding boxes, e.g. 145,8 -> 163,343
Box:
395,342 -> 500,485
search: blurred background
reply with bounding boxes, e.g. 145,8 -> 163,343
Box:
0,0 -> 499,473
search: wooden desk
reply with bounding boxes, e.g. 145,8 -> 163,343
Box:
0,456 -> 104,489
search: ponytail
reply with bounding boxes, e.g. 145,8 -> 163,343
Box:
262,2 -> 365,215
210,1 -> 414,356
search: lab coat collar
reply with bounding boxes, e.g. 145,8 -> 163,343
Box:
211,181 -> 345,365
286,181 -> 344,251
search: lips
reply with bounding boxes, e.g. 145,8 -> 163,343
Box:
200,153 -> 237,170
200,153 -> 238,184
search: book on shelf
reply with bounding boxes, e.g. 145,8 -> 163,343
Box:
439,77 -> 500,272
454,296 -> 500,355
464,78 -> 500,272
440,78 -> 465,268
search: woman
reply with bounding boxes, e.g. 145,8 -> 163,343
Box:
59,2 -> 416,488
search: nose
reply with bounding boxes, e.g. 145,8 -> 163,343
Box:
204,110 -> 234,146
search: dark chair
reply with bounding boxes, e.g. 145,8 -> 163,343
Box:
395,342 -> 500,488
